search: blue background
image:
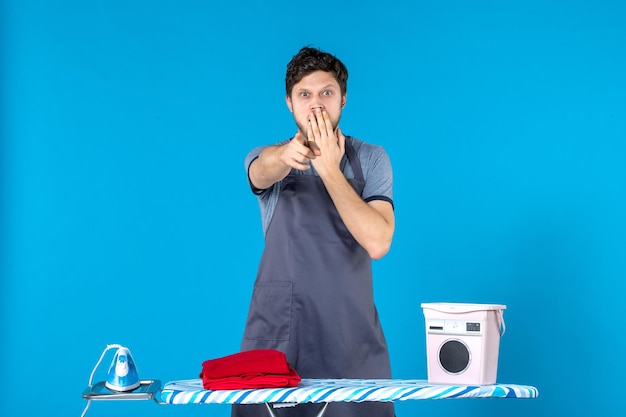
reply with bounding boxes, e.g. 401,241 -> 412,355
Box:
2,1 -> 625,416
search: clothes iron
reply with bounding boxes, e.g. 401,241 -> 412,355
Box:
104,346 -> 140,391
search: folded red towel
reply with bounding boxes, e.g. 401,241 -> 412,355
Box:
200,349 -> 291,379
201,367 -> 301,390
199,349 -> 301,390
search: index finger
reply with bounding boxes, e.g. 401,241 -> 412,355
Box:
306,121 -> 322,156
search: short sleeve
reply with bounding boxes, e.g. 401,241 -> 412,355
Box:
360,144 -> 394,208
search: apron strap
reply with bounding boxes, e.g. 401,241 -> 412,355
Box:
344,137 -> 364,183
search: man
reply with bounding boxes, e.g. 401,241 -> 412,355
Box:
233,46 -> 395,417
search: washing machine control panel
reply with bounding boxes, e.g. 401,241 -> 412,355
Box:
427,319 -> 483,336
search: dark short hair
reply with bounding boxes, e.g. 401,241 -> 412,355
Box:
285,46 -> 348,97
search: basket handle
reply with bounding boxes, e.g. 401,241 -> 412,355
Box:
497,309 -> 506,336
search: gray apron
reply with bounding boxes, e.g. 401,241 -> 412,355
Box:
233,138 -> 394,417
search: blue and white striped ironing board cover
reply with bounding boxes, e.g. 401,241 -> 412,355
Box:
157,378 -> 538,405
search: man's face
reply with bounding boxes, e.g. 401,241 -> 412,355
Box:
286,70 -> 346,135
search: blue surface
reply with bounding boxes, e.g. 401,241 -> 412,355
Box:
2,1 -> 625,416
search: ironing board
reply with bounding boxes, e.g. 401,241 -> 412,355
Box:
157,378 -> 538,416
84,378 -> 538,417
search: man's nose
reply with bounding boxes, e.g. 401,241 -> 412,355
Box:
310,102 -> 324,111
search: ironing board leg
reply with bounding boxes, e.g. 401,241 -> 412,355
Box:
314,402 -> 329,416
264,402 -> 329,417
264,403 -> 278,417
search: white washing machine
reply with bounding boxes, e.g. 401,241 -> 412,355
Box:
421,302 -> 506,385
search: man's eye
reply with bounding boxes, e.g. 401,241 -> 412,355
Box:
322,91 -> 332,96
301,92 -> 309,97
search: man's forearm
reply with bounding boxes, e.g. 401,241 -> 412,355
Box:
320,168 -> 395,260
249,133 -> 320,190
249,145 -> 291,190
